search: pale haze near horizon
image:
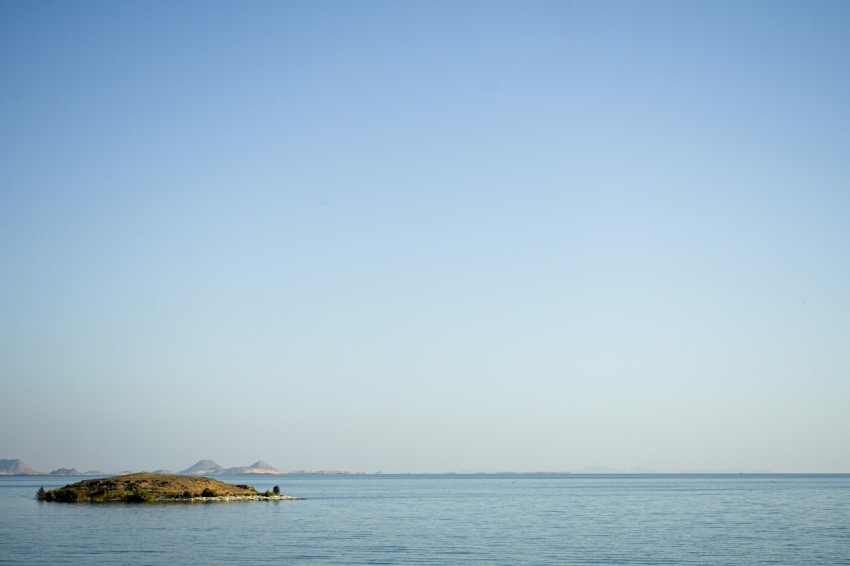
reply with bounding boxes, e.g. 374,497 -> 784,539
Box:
1,1 -> 849,474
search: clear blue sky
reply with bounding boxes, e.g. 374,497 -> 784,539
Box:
2,0 -> 849,473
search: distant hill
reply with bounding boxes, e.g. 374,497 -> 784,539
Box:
0,459 -> 39,475
223,460 -> 280,475
179,459 -> 282,475
179,460 -> 224,475
49,468 -> 83,476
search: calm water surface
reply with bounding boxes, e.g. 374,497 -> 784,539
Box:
1,474 -> 848,564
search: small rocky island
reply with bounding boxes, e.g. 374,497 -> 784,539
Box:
37,472 -> 302,503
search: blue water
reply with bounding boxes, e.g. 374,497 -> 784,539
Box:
1,474 -> 849,564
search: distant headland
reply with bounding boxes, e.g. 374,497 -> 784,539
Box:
37,472 -> 302,503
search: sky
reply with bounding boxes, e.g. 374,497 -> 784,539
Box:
1,0 -> 849,474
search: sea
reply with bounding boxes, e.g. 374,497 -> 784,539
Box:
1,473 -> 848,564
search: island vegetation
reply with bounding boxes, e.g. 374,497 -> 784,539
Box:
36,472 -> 301,503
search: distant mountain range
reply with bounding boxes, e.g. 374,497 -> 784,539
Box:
0,458 -> 286,476
2,458 -> 774,476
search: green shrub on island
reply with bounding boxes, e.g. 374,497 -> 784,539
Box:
89,489 -> 107,503
126,489 -> 153,503
200,488 -> 217,498
273,485 -> 280,495
51,488 -> 81,502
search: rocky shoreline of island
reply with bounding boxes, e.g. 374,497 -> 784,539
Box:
170,494 -> 302,502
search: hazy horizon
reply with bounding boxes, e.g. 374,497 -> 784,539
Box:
0,455 -> 786,475
2,1 -> 849,474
